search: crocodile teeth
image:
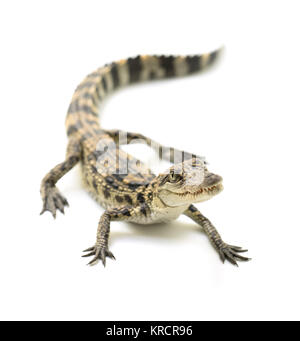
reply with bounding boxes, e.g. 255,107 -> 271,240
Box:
175,184 -> 220,197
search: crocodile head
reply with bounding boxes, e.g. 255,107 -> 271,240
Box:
156,157 -> 223,207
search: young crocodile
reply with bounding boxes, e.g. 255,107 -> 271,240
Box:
40,49 -> 250,267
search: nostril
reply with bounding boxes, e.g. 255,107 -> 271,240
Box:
203,173 -> 222,186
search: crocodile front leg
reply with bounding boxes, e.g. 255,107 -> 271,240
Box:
40,138 -> 81,218
184,205 -> 250,266
82,205 -> 138,267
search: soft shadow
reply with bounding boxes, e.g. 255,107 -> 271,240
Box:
109,220 -> 205,246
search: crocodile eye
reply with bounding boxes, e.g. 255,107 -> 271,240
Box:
169,171 -> 182,183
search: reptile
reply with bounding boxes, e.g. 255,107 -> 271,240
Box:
40,49 -> 250,267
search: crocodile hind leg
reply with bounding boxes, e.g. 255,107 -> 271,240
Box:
106,129 -> 204,164
40,138 -> 81,218
184,205 -> 250,266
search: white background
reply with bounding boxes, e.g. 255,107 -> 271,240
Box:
1,0 -> 300,321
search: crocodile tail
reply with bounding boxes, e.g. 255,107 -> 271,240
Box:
65,48 -> 222,138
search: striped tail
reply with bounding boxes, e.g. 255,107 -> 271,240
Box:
65,49 -> 222,138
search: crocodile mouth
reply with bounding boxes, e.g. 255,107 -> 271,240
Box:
176,182 -> 223,197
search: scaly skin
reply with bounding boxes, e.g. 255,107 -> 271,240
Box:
40,49 -> 250,266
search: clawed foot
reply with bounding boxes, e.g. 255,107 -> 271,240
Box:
82,245 -> 115,267
218,243 -> 251,266
40,186 -> 69,218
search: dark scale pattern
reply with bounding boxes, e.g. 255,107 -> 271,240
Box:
87,153 -> 95,162
137,192 -> 145,203
91,165 -> 98,174
92,179 -> 98,191
82,92 -> 97,106
128,182 -> 143,191
105,176 -> 115,184
110,62 -> 119,88
67,125 -> 79,136
102,76 -> 108,92
189,205 -> 197,213
81,132 -> 93,140
68,103 -> 98,118
115,195 -> 124,203
103,188 -> 110,199
81,105 -> 98,117
124,194 -> 133,205
94,85 -> 101,101
121,207 -> 131,217
84,118 -> 98,126
127,56 -> 142,83
140,203 -> 148,217
159,55 -> 175,77
109,181 -> 119,190
186,55 -> 201,73
113,174 -> 127,182
208,50 -> 218,64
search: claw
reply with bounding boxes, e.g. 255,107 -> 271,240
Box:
219,250 -> 226,263
83,245 -> 115,267
83,247 -> 95,252
227,244 -> 242,250
40,207 -> 56,219
87,257 -> 99,266
219,243 -> 250,266
40,187 -> 68,218
229,246 -> 248,253
82,252 -> 95,258
231,251 -> 251,261
223,250 -> 239,266
62,197 -> 69,207
106,251 -> 116,260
